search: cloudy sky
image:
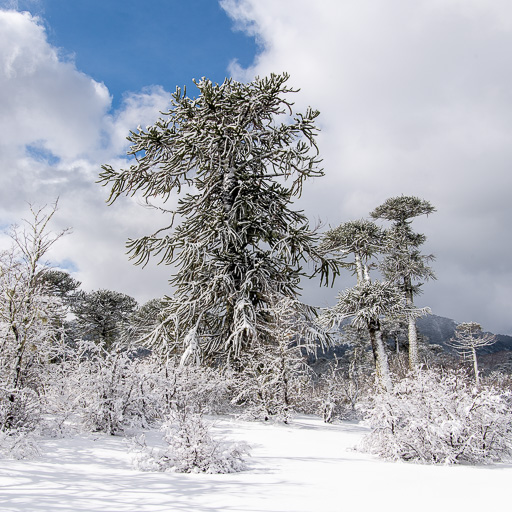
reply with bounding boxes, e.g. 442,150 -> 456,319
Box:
1,1 -> 511,334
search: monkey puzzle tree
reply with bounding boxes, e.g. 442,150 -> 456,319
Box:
320,220 -> 397,391
71,289 -> 138,350
371,196 -> 436,371
99,73 -> 336,363
320,280 -> 407,392
447,322 -> 496,385
320,219 -> 385,284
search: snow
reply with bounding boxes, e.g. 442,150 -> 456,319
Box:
0,415 -> 510,512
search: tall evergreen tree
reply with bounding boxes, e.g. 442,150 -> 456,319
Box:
320,280 -> 406,391
99,73 -> 336,362
371,195 -> 436,371
320,220 -> 396,391
320,219 -> 384,284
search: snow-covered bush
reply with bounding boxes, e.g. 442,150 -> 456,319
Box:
147,357 -> 234,416
361,368 -> 512,464
0,387 -> 41,433
72,341 -> 158,435
485,371 -> 512,393
315,361 -> 369,422
41,340 -> 233,436
232,340 -> 311,423
310,329 -> 374,422
0,429 -> 40,459
133,407 -> 249,473
0,387 -> 41,459
38,358 -> 81,438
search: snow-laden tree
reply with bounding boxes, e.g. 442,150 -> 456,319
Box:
319,220 -> 403,391
447,322 -> 496,385
71,289 -> 138,350
40,269 -> 81,305
370,196 -> 435,371
99,73 -> 336,362
320,281 -> 408,392
0,203 -> 69,392
0,203 -> 69,454
320,219 -> 385,284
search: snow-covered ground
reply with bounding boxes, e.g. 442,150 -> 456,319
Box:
0,415 -> 510,512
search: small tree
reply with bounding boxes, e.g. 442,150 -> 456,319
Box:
371,196 -> 435,371
233,296 -> 319,423
447,322 -> 496,385
99,73 -> 336,362
0,203 -> 69,391
71,289 -> 138,350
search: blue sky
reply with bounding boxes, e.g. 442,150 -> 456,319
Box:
13,0 -> 257,110
1,0 -> 512,335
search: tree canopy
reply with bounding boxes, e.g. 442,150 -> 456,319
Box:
99,73 -> 336,362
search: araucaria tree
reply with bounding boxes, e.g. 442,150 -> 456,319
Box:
71,289 -> 138,350
99,73 -> 336,362
320,220 -> 384,285
320,221 -> 401,391
371,196 -> 435,371
447,322 -> 496,385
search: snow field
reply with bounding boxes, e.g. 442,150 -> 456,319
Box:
0,415 -> 511,512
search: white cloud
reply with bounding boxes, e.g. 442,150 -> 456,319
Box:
222,0 -> 512,333
0,11 -> 111,158
0,9 -> 173,304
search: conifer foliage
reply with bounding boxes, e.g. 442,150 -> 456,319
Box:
319,220 -> 402,391
100,73 -> 336,361
371,196 -> 436,370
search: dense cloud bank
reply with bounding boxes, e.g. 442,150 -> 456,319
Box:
222,0 -> 512,334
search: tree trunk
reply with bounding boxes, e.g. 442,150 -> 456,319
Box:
354,254 -> 364,284
405,282 -> 420,371
407,311 -> 419,371
471,347 -> 480,386
368,320 -> 392,392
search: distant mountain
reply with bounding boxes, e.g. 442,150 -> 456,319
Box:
416,314 -> 457,347
311,314 -> 512,370
417,314 -> 512,354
